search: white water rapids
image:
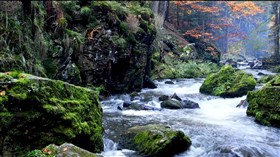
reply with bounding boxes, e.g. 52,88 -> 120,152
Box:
101,69 -> 280,157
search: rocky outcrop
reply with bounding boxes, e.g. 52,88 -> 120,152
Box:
184,35 -> 221,63
247,74 -> 280,128
0,1 -> 156,94
75,2 -> 156,93
0,72 -> 103,156
26,143 -> 103,157
200,65 -> 256,98
119,124 -> 192,157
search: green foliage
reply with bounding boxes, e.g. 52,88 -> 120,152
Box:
24,150 -> 49,157
80,6 -> 91,16
65,29 -> 85,45
112,35 -> 127,49
129,4 -> 153,20
91,1 -> 128,20
271,65 -> 280,73
119,21 -> 129,33
152,53 -> 220,79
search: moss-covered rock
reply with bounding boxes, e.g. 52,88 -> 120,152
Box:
161,99 -> 182,109
0,72 -> 103,156
199,65 -> 256,98
121,124 -> 191,157
25,143 -> 103,157
257,75 -> 276,84
246,74 -> 280,128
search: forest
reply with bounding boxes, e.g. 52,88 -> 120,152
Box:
0,1 -> 279,157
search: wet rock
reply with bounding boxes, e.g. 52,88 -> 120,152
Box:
120,102 -> 161,111
182,99 -> 200,109
120,124 -> 191,157
0,72 -> 103,156
123,101 -> 132,108
26,143 -> 103,157
161,98 -> 182,109
236,99 -> 248,108
143,76 -> 157,89
171,92 -> 182,101
159,95 -> 169,101
200,65 -> 256,98
247,74 -> 280,128
165,81 -> 174,84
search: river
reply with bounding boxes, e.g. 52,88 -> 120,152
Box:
101,69 -> 280,157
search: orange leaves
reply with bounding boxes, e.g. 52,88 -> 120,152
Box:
174,1 -> 220,13
184,28 -> 214,39
226,1 -> 264,18
42,148 -> 52,155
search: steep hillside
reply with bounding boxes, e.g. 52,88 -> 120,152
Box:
0,1 -> 156,94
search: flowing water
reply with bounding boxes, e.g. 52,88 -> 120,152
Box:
101,69 -> 280,157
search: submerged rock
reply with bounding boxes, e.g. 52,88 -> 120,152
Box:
26,143 -> 103,157
165,81 -> 174,84
0,72 -> 103,156
200,65 -> 256,98
247,74 -> 280,128
120,124 -> 191,157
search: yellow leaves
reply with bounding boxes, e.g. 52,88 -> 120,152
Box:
0,91 -> 5,96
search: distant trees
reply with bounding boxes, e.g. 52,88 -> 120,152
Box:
165,1 -> 266,56
271,1 -> 280,58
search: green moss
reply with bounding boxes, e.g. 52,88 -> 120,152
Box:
126,125 -> 191,157
247,75 -> 280,128
0,72 -> 103,155
200,65 -> 256,98
257,75 -> 276,84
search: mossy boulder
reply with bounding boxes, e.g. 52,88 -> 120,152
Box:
121,124 -> 191,157
26,143 -> 103,157
257,75 -> 276,84
246,74 -> 280,128
0,72 -> 103,156
199,65 -> 256,98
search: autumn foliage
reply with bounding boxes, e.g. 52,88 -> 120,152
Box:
172,1 -> 264,43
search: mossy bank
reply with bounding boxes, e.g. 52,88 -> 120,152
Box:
247,74 -> 280,128
199,65 -> 256,98
0,72 -> 103,156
